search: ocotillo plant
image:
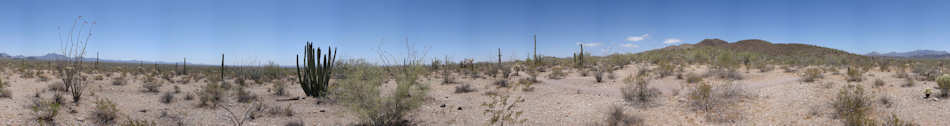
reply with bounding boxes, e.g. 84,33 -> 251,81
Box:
296,42 -> 336,98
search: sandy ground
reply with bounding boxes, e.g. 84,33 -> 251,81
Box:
1,64 -> 948,125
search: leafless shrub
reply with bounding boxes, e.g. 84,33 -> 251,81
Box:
874,79 -> 886,88
57,16 -> 95,104
688,82 -> 746,123
802,68 -> 823,83
272,82 -> 286,96
235,87 -> 258,103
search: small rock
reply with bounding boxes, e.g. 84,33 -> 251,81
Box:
457,107 -> 462,110
320,110 -> 325,112
440,104 -> 446,108
139,109 -> 148,113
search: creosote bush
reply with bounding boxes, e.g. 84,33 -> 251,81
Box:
91,98 -> 119,125
802,68 -> 823,83
847,67 -> 864,82
832,85 -> 873,126
602,105 -> 643,126
0,77 -> 10,98
334,58 -> 428,126
937,74 -> 950,97
621,75 -> 660,107
198,83 -> 226,108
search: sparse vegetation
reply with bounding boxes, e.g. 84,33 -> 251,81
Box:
455,84 -> 476,93
161,92 -> 175,104
143,82 -> 161,93
0,77 -> 10,98
30,95 -> 61,125
847,67 -> 865,82
874,79 -> 886,88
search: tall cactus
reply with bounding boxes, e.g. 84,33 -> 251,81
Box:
296,42 -> 336,98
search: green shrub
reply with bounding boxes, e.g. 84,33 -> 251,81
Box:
198,83 -> 226,108
335,59 -> 428,126
802,68 -> 823,83
30,95 -> 60,125
832,85 -> 873,126
91,98 -> 119,125
937,74 -> 950,97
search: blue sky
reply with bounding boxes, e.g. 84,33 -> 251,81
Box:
2,0 -> 950,65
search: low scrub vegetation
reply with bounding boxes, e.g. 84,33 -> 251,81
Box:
334,58 -> 428,125
198,83 -> 227,108
938,74 -> 950,97
687,82 -> 746,123
0,77 -> 10,98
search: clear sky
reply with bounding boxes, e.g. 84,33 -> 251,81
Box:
2,0 -> 950,65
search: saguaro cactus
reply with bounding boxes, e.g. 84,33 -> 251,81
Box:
296,42 -> 336,98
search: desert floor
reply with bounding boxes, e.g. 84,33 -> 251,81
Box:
1,63 -> 948,125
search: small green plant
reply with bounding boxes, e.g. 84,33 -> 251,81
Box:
296,42 -> 337,98
91,98 -> 119,125
937,74 -> 950,97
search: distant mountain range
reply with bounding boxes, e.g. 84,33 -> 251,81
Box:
865,50 -> 950,59
0,53 -> 191,65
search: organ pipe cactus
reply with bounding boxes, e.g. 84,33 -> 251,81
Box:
296,42 -> 336,98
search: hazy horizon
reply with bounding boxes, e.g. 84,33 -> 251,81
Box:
4,0 -> 950,65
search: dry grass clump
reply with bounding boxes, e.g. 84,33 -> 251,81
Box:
267,104 -> 294,117
832,85 -> 874,126
285,120 -> 305,126
454,84 -> 476,93
901,77 -> 915,87
90,98 -> 120,125
601,105 -> 643,126
121,118 -> 157,126
621,75 -> 660,107
802,68 -> 823,83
